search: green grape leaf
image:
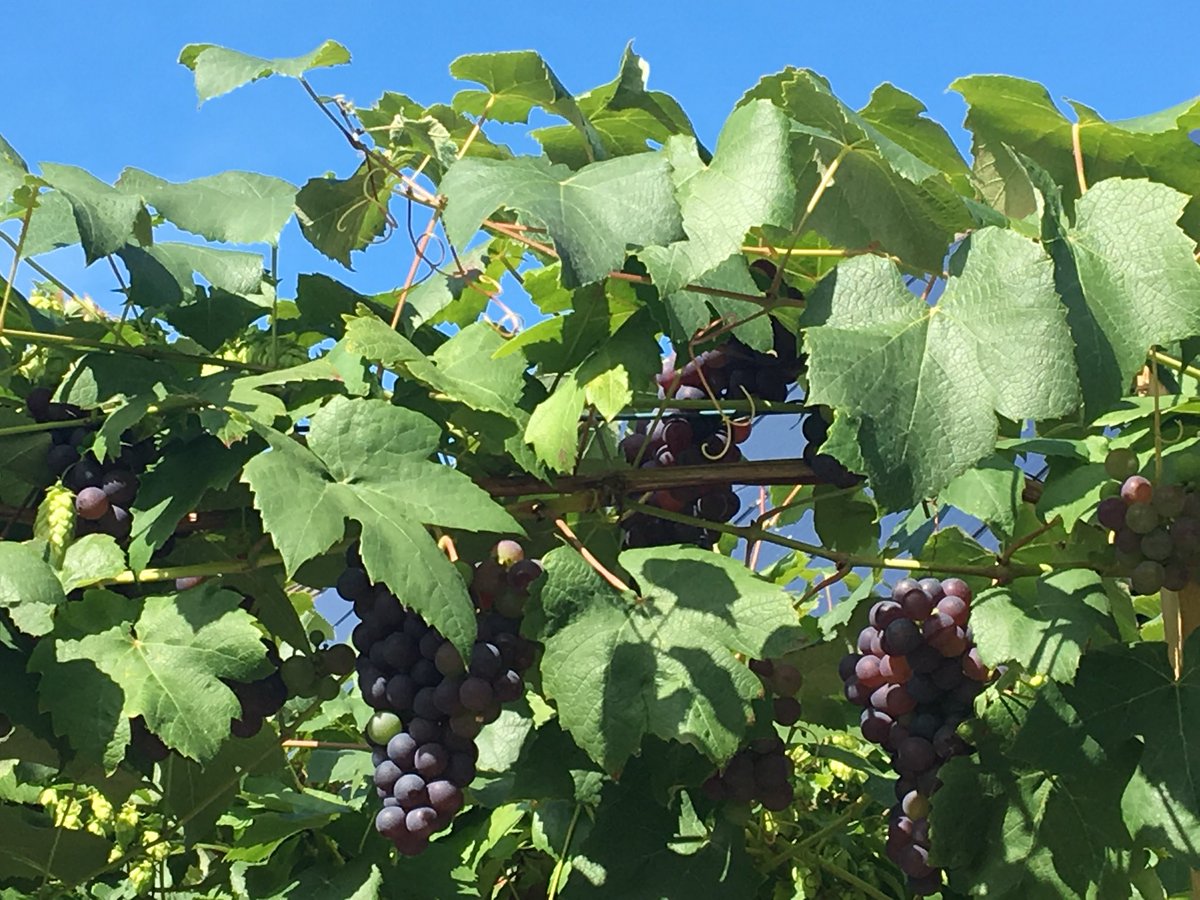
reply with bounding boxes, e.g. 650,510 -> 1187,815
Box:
1066,631 -> 1200,862
57,534 -> 126,593
1043,178 -> 1200,418
529,545 -> 805,773
18,191 -> 82,257
178,40 -> 351,104
971,139 -> 1042,223
953,76 -> 1200,239
226,783 -> 353,862
933,688 -> 1135,898
291,274 -> 391,338
640,101 -> 796,295
0,541 -> 66,636
295,161 -> 390,268
523,377 -> 586,474
971,570 -> 1117,681
0,410 -> 50,492
242,397 -> 521,654
39,163 -> 147,263
343,316 -> 527,418
440,153 -> 684,288
164,287 -> 267,351
939,454 -> 1022,540
812,486 -> 879,557
532,43 -> 701,170
0,803 -> 113,887
564,769 -> 759,899
741,68 -> 971,271
802,229 -> 1080,510
117,168 -> 296,245
450,50 -> 604,161
45,587 -> 268,762
858,83 -> 973,193
129,436 -> 254,571
653,253 -> 772,351
161,727 -> 285,843
121,242 -> 264,308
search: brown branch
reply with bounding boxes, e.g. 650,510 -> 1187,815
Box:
554,517 -> 632,593
483,457 -> 819,498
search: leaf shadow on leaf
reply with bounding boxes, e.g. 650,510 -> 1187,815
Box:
636,557 -> 741,628
660,645 -> 755,747
46,657 -> 127,763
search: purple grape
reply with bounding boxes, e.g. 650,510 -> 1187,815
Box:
1097,497 -> 1127,531
393,773 -> 428,809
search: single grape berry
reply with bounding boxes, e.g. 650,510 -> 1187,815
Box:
1096,497 -> 1127,531
1104,448 -> 1139,481
1121,475 -> 1153,505
75,486 -> 110,521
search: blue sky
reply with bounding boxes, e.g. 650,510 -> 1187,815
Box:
4,0 -> 1197,303
2,2 -> 1193,627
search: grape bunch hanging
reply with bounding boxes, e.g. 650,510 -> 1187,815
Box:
619,323 -> 804,550
337,540 -> 540,856
1096,448 -> 1200,594
838,577 -> 989,896
27,387 -> 154,542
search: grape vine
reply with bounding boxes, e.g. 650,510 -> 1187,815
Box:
0,35 -> 1195,900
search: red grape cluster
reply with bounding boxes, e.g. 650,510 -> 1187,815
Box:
620,326 -> 803,549
701,735 -> 794,811
27,387 -> 154,542
838,577 -> 988,896
1096,448 -> 1200,595
338,540 -> 540,856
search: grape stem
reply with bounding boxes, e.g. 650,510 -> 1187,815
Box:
625,499 -> 1106,581
281,739 -> 369,750
545,802 -> 582,900
1072,121 -> 1088,194
997,515 -> 1062,566
763,794 -> 871,869
809,853 -> 892,900
0,327 -> 270,373
0,189 -> 37,338
554,517 -> 633,594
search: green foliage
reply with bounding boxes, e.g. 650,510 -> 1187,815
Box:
0,36 -> 1197,900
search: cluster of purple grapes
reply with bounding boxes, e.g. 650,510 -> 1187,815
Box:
619,327 -> 803,549
838,577 -> 988,896
27,386 -> 154,541
701,735 -> 794,811
1096,448 -> 1200,595
337,540 -> 540,856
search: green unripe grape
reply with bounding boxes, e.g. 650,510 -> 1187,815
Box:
1104,448 -> 1139,481
1172,452 -> 1200,485
1125,503 -> 1160,534
309,629 -> 327,649
280,656 -> 317,695
1099,481 -> 1122,499
315,677 -> 341,702
321,643 -> 356,677
454,558 -> 475,588
365,711 -> 403,745
1130,560 -> 1165,596
1114,549 -> 1143,569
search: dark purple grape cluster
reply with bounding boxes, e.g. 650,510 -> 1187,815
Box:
800,405 -> 861,489
1096,448 -> 1200,595
748,657 -> 803,726
337,539 -> 540,856
27,387 -> 154,542
838,577 -> 988,896
701,735 -> 794,811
